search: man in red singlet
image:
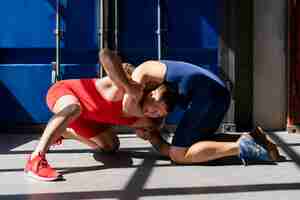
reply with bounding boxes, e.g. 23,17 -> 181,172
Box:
24,51 -> 176,181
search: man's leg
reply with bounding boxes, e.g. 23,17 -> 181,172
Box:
169,140 -> 239,164
169,129 -> 279,165
62,126 -> 120,153
31,95 -> 81,158
61,128 -> 100,149
25,95 -> 81,181
90,127 -> 120,153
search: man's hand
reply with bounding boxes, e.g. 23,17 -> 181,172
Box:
125,80 -> 144,102
135,128 -> 151,140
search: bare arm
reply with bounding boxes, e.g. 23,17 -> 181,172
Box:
131,60 -> 166,86
99,49 -> 143,98
149,129 -> 170,157
99,49 -> 130,90
123,61 -> 167,115
136,128 -> 170,157
132,117 -> 170,157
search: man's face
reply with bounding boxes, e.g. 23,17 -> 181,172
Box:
142,90 -> 168,118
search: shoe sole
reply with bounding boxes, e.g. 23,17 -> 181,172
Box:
24,170 -> 62,182
250,126 -> 281,161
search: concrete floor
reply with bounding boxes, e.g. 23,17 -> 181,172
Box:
0,131 -> 300,200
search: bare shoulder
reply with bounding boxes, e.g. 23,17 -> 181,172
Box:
132,60 -> 166,85
94,77 -> 124,101
138,60 -> 166,72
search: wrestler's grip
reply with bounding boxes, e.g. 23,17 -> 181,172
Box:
122,93 -> 144,117
125,79 -> 144,102
135,128 -> 151,140
149,131 -> 170,157
136,128 -> 170,157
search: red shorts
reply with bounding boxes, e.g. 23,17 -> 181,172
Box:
46,81 -> 75,111
46,79 -> 138,139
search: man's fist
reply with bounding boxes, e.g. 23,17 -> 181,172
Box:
135,128 -> 151,140
126,80 -> 144,102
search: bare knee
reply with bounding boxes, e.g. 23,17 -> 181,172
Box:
66,104 -> 81,117
56,104 -> 81,120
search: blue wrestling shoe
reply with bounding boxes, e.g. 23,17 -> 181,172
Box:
238,134 -> 270,166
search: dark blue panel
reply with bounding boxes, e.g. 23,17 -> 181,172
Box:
0,48 -> 99,64
0,64 -> 52,124
64,0 -> 98,49
119,0 -> 158,64
118,0 -> 219,70
163,0 -> 220,124
165,0 -> 219,69
0,49 -> 55,64
166,1 -> 218,49
60,64 -> 99,79
61,49 -> 99,64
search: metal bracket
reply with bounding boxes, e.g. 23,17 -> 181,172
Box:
53,29 -> 64,39
220,122 -> 237,133
287,125 -> 300,134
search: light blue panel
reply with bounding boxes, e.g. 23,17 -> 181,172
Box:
0,0 -> 57,48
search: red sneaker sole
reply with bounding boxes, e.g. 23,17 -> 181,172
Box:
25,170 -> 62,182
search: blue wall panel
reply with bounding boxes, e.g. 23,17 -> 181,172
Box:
0,0 -> 220,125
165,0 -> 219,73
0,1 -> 99,124
118,0 -> 220,124
64,0 -> 98,49
0,0 -> 98,64
0,0 -> 56,48
0,64 -> 99,124
118,0 -> 219,72
0,0 -> 98,49
0,65 -> 52,124
119,0 -> 158,64
60,64 -> 99,79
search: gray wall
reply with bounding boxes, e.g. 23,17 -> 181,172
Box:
253,0 -> 287,130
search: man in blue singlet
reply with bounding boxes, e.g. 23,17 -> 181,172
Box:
100,49 -> 280,165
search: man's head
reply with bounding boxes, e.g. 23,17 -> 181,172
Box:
141,84 -> 177,118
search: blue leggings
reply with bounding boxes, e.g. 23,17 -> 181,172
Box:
172,88 -> 231,147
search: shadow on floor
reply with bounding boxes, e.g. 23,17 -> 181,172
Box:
0,134 -> 39,154
2,182 -> 300,200
268,132 -> 300,169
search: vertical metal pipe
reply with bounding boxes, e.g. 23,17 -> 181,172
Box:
55,0 -> 61,81
114,0 -> 119,51
157,0 -> 162,60
99,0 -> 104,50
99,0 -> 104,77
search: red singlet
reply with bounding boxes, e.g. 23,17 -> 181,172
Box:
46,79 -> 138,138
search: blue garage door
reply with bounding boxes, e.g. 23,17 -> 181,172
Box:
0,0 -> 99,124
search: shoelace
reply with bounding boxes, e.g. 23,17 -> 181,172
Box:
52,136 -> 64,146
38,155 -> 51,169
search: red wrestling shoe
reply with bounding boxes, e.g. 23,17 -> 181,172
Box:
24,153 -> 62,181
